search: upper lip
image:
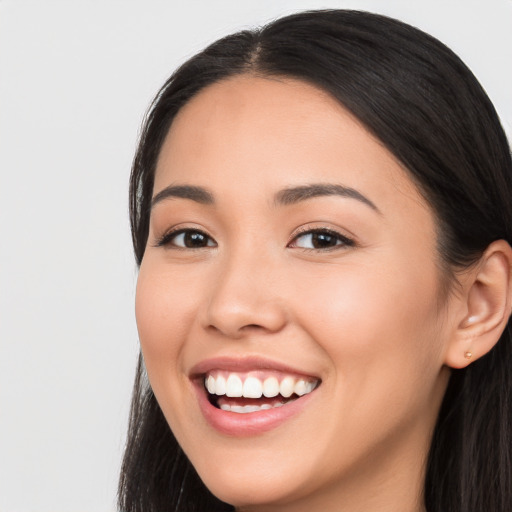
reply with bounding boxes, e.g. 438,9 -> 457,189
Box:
189,355 -> 320,380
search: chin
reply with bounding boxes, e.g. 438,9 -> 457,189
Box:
180,432 -> 329,509
199,468 -> 309,509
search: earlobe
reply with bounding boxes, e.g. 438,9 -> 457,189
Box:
444,240 -> 512,369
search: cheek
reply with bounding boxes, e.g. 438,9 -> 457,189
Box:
296,256 -> 439,334
134,262 -> 198,388
284,260 -> 447,470
290,257 -> 445,403
134,259 -> 217,446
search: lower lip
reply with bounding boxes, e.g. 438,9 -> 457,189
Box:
193,381 -> 317,437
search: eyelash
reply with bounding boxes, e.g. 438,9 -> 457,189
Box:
154,228 -> 215,250
288,227 -> 355,251
154,226 -> 355,252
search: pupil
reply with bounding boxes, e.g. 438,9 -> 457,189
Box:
185,232 -> 207,247
312,233 -> 336,248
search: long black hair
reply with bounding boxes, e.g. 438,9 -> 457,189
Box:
119,9 -> 512,512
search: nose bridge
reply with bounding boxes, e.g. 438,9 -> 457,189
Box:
202,241 -> 287,338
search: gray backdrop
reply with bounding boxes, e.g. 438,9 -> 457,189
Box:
1,0 -> 511,510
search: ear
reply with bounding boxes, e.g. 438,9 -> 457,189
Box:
444,240 -> 512,369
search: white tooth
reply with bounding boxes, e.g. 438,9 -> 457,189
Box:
215,375 -> 226,396
206,375 -> 216,394
220,404 -> 231,411
243,405 -> 261,413
280,376 -> 295,397
225,403 -> 272,414
243,377 -> 263,398
226,374 -> 243,397
305,381 -> 318,394
274,401 -> 284,407
294,379 -> 307,396
263,377 -> 280,397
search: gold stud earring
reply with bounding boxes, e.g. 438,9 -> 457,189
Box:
464,351 -> 473,360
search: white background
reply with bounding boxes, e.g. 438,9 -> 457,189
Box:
0,1 -> 510,511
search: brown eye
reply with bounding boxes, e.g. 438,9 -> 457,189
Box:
290,229 -> 354,250
181,231 -> 211,248
158,229 -> 216,249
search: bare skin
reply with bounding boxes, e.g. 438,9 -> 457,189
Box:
135,75 -> 512,511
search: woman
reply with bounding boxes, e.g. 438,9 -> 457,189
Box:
118,9 -> 512,512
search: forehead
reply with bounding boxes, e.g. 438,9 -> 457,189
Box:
154,74 -> 428,218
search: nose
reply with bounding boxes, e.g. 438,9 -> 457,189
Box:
200,250 -> 288,339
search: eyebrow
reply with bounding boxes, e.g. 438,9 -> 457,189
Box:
151,185 -> 214,208
151,182 -> 380,213
274,183 -> 380,213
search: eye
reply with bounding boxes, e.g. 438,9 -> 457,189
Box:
155,228 -> 217,249
289,228 -> 354,251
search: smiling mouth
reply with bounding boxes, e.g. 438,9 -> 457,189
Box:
204,370 -> 320,414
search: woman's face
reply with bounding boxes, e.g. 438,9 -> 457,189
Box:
136,76 -> 455,510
